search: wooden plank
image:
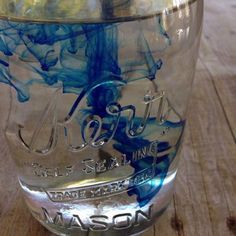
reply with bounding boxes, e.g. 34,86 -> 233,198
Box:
200,0 -> 236,140
0,194 -> 52,236
164,57 -> 236,236
187,61 -> 236,236
200,38 -> 236,142
172,126 -> 214,236
154,200 -> 178,236
203,0 -> 236,66
152,1 -> 236,235
196,1 -> 236,234
141,226 -> 155,236
0,134 -> 18,221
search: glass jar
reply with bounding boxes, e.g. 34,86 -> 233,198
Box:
0,0 -> 203,235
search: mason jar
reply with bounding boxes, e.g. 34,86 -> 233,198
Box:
0,0 -> 203,235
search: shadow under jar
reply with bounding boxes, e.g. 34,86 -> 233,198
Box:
0,0 -> 203,235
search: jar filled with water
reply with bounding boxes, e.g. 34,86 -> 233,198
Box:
0,0 -> 203,235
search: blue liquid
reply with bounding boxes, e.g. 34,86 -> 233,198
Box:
1,15 -> 186,235
0,18 -> 168,102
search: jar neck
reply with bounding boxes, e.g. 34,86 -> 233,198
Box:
0,0 -> 194,23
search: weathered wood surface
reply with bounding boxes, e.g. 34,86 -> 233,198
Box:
0,0 -> 236,235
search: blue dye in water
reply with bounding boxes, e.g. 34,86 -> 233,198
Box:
0,18 -> 182,206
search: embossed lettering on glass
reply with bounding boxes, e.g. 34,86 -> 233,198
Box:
0,0 -> 203,235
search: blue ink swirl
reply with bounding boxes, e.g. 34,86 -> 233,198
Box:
0,17 -> 183,206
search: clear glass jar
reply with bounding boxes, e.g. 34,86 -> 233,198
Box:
0,0 -> 203,235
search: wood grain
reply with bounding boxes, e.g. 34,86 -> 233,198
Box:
0,0 -> 236,235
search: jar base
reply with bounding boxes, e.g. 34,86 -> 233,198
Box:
29,203 -> 169,236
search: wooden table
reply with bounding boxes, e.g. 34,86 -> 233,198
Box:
0,0 -> 235,235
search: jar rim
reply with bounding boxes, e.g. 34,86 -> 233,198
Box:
0,0 -> 196,24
